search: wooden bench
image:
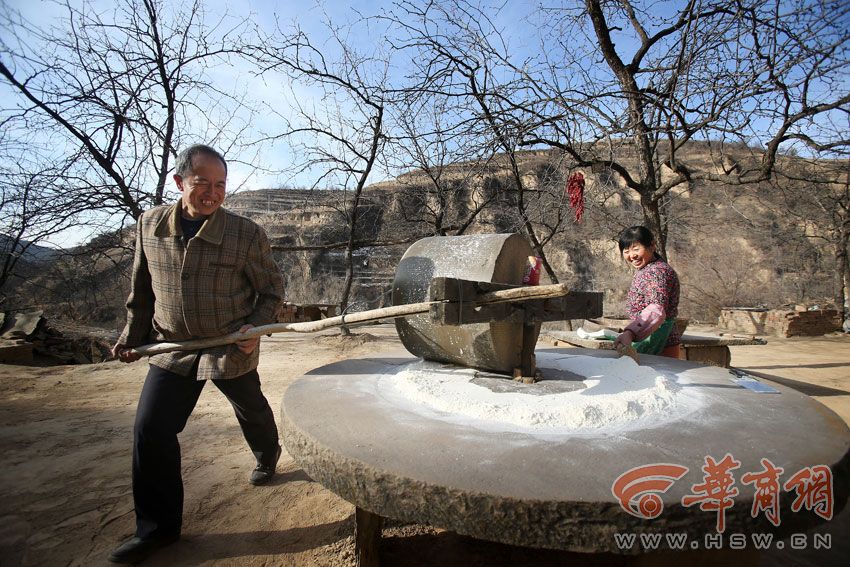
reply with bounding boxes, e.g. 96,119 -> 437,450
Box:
542,330 -> 767,368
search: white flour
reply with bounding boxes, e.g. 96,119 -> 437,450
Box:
381,352 -> 703,434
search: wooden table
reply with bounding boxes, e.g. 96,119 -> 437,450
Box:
542,330 -> 767,367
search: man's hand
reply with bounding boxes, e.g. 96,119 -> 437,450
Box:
111,342 -> 142,363
236,324 -> 259,354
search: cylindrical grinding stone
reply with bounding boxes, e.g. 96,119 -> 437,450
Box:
392,233 -> 539,373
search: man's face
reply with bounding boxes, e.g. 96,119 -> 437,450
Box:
174,152 -> 227,219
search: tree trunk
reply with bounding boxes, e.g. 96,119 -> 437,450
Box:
640,192 -> 667,260
838,221 -> 850,320
338,108 -> 384,333
339,196 -> 360,337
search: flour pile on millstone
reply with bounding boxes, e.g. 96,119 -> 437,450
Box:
382,352 -> 703,433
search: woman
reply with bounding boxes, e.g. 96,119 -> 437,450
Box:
613,226 -> 682,358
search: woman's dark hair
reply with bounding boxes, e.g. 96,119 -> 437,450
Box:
618,225 -> 656,253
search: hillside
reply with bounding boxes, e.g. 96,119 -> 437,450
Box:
0,235 -> 62,263
3,145 -> 846,330
225,146 -> 844,324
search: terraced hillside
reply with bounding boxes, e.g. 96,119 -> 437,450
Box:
4,145 -> 845,329
220,146 -> 844,324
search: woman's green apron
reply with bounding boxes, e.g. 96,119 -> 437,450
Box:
631,318 -> 675,355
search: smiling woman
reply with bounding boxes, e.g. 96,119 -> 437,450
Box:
613,226 -> 682,359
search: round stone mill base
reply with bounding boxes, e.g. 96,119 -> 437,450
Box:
282,348 -> 850,563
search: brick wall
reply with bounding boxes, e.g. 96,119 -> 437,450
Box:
719,308 -> 841,337
277,302 -> 339,323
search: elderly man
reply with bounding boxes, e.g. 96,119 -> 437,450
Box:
109,144 -> 285,564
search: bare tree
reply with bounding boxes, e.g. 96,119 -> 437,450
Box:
0,126 -> 107,300
387,0 -> 850,258
386,91 -> 500,236
1,163 -> 77,300
0,0 -> 255,228
771,156 -> 850,319
250,24 -> 388,319
386,1 -> 576,282
573,0 -> 849,255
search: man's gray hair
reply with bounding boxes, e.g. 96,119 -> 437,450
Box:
174,144 -> 228,177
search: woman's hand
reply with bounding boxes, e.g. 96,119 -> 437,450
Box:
614,329 -> 634,352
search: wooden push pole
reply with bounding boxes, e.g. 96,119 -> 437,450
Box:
128,283 -> 572,357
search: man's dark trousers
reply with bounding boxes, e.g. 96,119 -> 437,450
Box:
132,362 -> 279,539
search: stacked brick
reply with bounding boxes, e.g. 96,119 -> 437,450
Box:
277,302 -> 298,323
277,302 -> 339,323
718,308 -> 842,337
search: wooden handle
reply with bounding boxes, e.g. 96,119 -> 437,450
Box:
129,283 -> 571,357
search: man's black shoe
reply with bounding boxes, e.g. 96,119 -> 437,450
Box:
108,534 -> 179,564
249,445 -> 282,485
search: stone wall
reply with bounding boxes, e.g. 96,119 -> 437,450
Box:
1,310 -> 116,365
719,307 -> 842,337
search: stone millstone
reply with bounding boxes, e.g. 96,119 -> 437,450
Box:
282,349 -> 850,553
392,233 -> 538,374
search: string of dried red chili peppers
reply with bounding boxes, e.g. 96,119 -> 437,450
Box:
566,172 -> 585,222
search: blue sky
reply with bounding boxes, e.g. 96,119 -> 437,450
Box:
3,1 -> 848,246
1,0 -> 417,246
1,0 -> 559,194
2,0 -> 398,181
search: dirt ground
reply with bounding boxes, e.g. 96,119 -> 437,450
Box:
0,324 -> 848,566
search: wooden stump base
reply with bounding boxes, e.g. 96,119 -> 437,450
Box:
355,506 -> 384,567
